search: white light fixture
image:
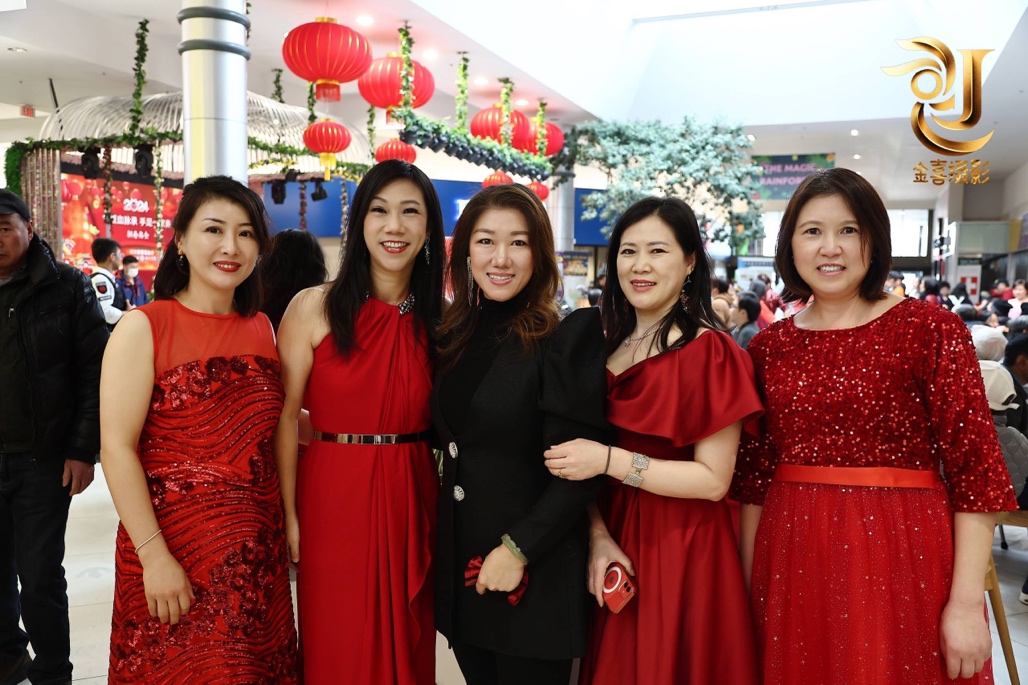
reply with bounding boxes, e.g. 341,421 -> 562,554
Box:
474,76 -> 489,86
7,47 -> 27,53
515,98 -> 529,106
747,134 -> 756,142
853,154 -> 861,160
423,49 -> 439,61
356,15 -> 374,26
850,129 -> 859,136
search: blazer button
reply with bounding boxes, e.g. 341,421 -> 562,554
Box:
448,442 -> 458,459
453,485 -> 465,502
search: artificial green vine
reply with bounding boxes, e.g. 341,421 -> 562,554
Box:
498,78 -> 515,147
307,84 -> 316,124
534,100 -> 548,157
398,23 -> 414,109
455,51 -> 470,131
272,68 -> 284,104
102,147 -> 114,230
153,144 -> 164,256
339,181 -> 349,255
367,105 -> 376,160
4,146 -> 24,195
298,181 -> 307,230
129,19 -> 150,139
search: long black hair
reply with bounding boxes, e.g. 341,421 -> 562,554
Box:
153,175 -> 271,317
600,196 -> 724,357
260,229 -> 328,332
325,160 -> 445,355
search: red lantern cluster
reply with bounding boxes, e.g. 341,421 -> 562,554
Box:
375,140 -> 417,164
482,171 -> 513,188
304,120 -> 352,179
282,17 -> 372,102
470,105 -> 530,146
527,181 -> 550,201
517,121 -> 565,157
359,55 -> 435,110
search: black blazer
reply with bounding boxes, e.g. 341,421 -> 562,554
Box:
432,307 -> 610,659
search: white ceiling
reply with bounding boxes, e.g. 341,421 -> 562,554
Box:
0,0 -> 1026,207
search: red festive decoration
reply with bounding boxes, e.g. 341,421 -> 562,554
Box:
282,17 -> 372,102
482,171 -> 514,188
375,140 -> 417,164
359,54 -> 435,109
527,180 -> 550,201
470,105 -> 529,145
303,120 -> 352,179
517,121 -> 566,156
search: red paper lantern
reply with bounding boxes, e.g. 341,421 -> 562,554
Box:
482,171 -> 513,188
304,120 -> 352,179
527,180 -> 550,201
375,140 -> 417,164
282,17 -> 372,102
359,55 -> 435,110
518,121 -> 566,156
470,105 -> 529,146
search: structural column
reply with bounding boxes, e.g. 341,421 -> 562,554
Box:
178,0 -> 250,183
550,170 -> 576,253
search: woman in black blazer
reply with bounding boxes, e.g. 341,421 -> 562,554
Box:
433,184 -> 610,685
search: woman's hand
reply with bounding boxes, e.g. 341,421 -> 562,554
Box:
544,438 -> 609,481
140,550 -> 195,625
939,598 -> 992,680
285,515 -> 300,565
587,528 -> 634,607
476,544 -> 526,595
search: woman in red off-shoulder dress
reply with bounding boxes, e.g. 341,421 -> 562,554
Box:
102,176 -> 297,683
545,197 -> 761,685
733,169 -> 1017,685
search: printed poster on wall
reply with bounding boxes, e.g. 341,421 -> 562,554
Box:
751,153 -> 835,201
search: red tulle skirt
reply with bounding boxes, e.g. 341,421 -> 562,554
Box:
752,480 -> 993,684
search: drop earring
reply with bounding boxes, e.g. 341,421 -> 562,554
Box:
466,256 -> 475,306
680,273 -> 692,312
177,252 -> 188,269
423,242 -> 430,265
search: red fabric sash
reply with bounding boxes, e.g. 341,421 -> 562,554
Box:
774,464 -> 940,489
464,557 -> 530,606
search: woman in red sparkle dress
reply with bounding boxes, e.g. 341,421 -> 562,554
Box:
732,168 -> 1017,684
102,176 -> 298,683
544,197 -> 762,685
275,160 -> 445,684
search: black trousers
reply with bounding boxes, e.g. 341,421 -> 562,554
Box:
0,453 -> 72,684
452,641 -> 573,685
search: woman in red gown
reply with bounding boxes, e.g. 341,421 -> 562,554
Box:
733,168 -> 1017,684
275,160 -> 445,684
102,176 -> 298,683
544,197 -> 762,684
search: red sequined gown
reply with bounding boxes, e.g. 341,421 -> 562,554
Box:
732,298 -> 1017,685
109,299 -> 298,684
580,331 -> 763,685
297,299 -> 437,684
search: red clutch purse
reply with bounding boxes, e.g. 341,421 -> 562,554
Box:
465,557 -> 530,606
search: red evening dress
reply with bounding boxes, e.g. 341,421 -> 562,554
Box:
580,331 -> 763,685
297,298 -> 438,684
732,298 -> 1017,685
109,299 -> 298,684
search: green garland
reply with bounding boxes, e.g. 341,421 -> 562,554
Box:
367,105 -> 376,160
455,52 -> 469,131
102,147 -> 114,230
399,23 -> 414,109
534,101 -> 548,157
299,181 -> 307,230
153,145 -> 164,256
307,84 -> 316,124
498,78 -> 515,147
339,180 -> 349,255
129,19 -> 149,139
4,145 -> 24,195
272,68 -> 284,104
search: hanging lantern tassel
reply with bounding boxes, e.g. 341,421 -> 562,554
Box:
318,153 -> 335,180
304,120 -> 352,181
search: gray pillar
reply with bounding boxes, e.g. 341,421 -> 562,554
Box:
177,1 -> 250,183
551,170 -> 576,253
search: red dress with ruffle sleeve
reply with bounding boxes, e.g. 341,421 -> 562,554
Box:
580,331 -> 763,685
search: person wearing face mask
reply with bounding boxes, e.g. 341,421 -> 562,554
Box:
117,254 -> 148,307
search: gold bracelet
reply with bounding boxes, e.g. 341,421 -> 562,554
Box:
135,529 -> 162,553
500,533 -> 529,565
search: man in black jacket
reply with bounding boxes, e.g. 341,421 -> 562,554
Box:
0,189 -> 108,685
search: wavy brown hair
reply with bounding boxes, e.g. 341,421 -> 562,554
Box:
436,184 -> 560,372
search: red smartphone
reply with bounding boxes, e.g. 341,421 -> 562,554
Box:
602,562 -> 637,614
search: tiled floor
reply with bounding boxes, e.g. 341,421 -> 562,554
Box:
13,467 -> 1028,683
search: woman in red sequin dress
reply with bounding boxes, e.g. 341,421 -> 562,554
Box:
733,169 -> 1017,685
101,176 -> 298,683
275,161 -> 445,684
545,197 -> 762,685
